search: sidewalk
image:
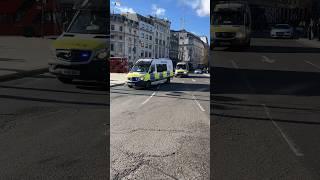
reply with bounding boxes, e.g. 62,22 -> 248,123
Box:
0,36 -> 54,81
110,73 -> 127,87
296,38 -> 320,48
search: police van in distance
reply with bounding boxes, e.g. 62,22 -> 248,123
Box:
126,58 -> 174,89
175,62 -> 189,77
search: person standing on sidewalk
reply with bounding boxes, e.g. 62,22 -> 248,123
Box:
308,19 -> 314,40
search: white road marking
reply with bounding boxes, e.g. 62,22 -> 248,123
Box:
261,55 -> 275,63
141,92 -> 156,105
305,60 -> 320,70
262,104 -> 304,157
192,95 -> 205,112
231,60 -> 239,69
192,79 -> 196,82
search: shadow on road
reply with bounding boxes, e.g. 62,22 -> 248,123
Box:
228,45 -> 320,53
212,66 -> 320,96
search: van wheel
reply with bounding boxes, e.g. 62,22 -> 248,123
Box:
58,77 -> 73,84
128,85 -> 133,88
166,77 -> 171,83
145,81 -> 151,89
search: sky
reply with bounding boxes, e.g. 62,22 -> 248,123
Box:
110,0 -> 210,41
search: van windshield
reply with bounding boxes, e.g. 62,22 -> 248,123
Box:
176,64 -> 187,69
213,11 -> 244,25
67,10 -> 107,34
131,61 -> 151,72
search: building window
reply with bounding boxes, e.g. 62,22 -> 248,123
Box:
111,35 -> 114,39
111,25 -> 115,30
119,26 -> 123,32
111,44 -> 114,51
119,36 -> 123,40
149,45 -> 152,49
150,36 -> 152,40
149,52 -> 151,57
141,51 -> 144,57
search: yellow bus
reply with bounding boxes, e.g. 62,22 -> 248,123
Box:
211,1 -> 251,48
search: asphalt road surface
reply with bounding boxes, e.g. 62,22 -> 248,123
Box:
111,74 -> 210,179
0,73 -> 109,179
211,38 -> 320,179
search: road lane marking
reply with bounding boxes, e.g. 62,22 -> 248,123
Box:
231,60 -> 239,69
192,79 -> 196,82
262,104 -> 304,157
305,60 -> 320,71
141,92 -> 156,105
192,95 -> 205,112
261,55 -> 275,63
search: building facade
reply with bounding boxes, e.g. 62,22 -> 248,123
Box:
110,14 -> 139,66
149,16 -> 171,59
175,30 -> 208,69
110,13 -> 171,65
169,30 -> 180,65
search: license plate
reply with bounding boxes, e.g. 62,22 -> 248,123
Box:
56,69 -> 80,75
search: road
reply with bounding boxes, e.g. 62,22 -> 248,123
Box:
0,73 -> 109,179
110,74 -> 210,179
211,38 -> 320,179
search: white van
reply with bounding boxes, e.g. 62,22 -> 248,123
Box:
175,62 -> 189,77
126,58 -> 174,88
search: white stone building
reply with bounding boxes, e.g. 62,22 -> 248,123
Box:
110,13 -> 171,65
176,30 -> 208,68
148,16 -> 171,59
110,14 -> 139,65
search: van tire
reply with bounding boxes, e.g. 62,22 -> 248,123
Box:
166,77 -> 171,83
128,85 -> 133,88
145,81 -> 151,89
58,77 -> 73,84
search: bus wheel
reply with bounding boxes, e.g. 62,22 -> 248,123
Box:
58,77 -> 73,84
166,77 -> 171,83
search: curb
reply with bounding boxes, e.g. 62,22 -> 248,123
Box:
0,67 -> 48,82
110,83 -> 125,87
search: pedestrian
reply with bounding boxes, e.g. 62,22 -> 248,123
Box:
308,19 -> 314,40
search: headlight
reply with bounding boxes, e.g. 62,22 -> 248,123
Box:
94,49 -> 107,60
140,76 -> 144,80
183,71 -> 187,74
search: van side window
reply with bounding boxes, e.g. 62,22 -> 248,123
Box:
162,64 -> 167,71
156,64 -> 162,72
149,65 -> 155,73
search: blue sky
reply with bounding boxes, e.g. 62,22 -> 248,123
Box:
111,0 -> 210,41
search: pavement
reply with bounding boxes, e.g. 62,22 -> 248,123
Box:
211,37 -> 320,179
0,73 -> 109,179
110,74 -> 210,179
0,36 -> 53,82
297,38 -> 320,48
110,73 -> 127,87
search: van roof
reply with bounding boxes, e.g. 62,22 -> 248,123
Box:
137,59 -> 153,62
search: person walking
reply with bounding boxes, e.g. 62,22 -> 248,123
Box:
308,19 -> 314,40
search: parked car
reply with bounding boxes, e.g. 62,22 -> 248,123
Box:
270,24 -> 294,38
194,69 -> 203,74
